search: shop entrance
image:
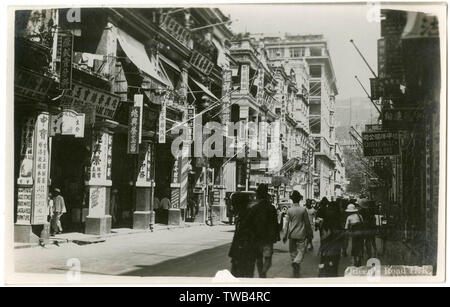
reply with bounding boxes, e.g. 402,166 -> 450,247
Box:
50,136 -> 90,233
110,133 -> 138,228
154,143 -> 175,224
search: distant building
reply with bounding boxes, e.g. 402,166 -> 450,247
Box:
254,34 -> 340,199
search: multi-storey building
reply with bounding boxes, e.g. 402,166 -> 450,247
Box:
253,34 -> 339,199
227,36 -> 279,193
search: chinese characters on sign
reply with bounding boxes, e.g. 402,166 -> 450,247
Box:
127,106 -> 140,154
90,131 -> 109,182
221,70 -> 232,136
186,106 -> 195,143
59,33 -> 73,90
15,69 -> 53,102
240,64 -> 249,93
256,68 -> 265,105
49,110 -> 85,138
136,143 -> 152,186
382,108 -> 421,130
159,102 -> 167,143
32,113 -> 50,225
16,187 -> 33,225
362,131 -> 400,157
60,83 -> 120,119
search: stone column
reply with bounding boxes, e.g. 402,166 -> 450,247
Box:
85,120 -> 118,235
133,141 -> 155,230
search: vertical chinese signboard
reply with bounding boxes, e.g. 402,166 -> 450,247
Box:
90,131 -> 109,182
240,64 -> 249,94
256,68 -> 265,106
32,113 -> 50,225
59,33 -> 73,90
127,106 -> 140,154
159,102 -> 167,143
186,106 -> 195,143
221,70 -> 232,137
137,143 -> 153,186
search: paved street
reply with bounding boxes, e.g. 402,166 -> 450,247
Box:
14,225 -> 354,279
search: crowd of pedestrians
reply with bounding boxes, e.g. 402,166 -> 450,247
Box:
228,185 -> 384,278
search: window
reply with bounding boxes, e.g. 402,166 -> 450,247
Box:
309,65 -> 322,78
268,48 -> 284,58
310,104 -> 321,116
289,47 -> 305,58
310,46 -> 322,56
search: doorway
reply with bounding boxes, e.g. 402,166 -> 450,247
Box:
50,136 -> 90,233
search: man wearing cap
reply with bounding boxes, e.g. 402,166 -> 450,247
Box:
283,190 -> 313,278
51,188 -> 66,235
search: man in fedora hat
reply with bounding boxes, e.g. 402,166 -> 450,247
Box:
283,190 -> 313,278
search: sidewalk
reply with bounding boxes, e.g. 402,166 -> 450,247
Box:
14,222 -> 211,249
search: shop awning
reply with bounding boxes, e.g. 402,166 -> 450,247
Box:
116,27 -> 169,87
190,78 -> 219,101
279,158 -> 300,174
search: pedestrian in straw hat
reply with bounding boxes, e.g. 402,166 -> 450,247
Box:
344,204 -> 365,266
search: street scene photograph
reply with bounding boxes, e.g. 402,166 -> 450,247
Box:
5,1 -> 446,285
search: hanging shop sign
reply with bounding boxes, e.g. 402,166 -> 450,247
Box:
381,107 -> 422,130
240,64 -> 250,93
378,36 -> 404,80
186,106 -> 195,142
158,102 -> 167,143
59,33 -> 74,90
134,94 -> 144,144
136,143 -> 152,186
256,68 -> 265,105
14,68 -> 53,103
60,82 -> 120,119
221,70 -> 232,136
127,106 -> 140,154
365,124 -> 383,132
49,109 -> 85,138
32,113 -> 50,225
362,131 -> 400,157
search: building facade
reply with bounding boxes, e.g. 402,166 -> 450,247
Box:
254,34 -> 340,200
14,7 -> 234,242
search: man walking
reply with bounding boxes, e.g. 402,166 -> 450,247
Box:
252,184 -> 280,278
51,188 -> 66,235
283,190 -> 313,278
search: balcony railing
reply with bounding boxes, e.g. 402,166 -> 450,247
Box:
159,14 -> 192,50
189,50 -> 214,75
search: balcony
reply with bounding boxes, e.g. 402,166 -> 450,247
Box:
313,136 -> 335,165
159,14 -> 192,50
189,50 -> 215,75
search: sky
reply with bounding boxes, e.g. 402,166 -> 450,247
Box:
219,3 -> 381,100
